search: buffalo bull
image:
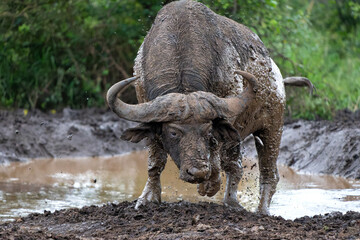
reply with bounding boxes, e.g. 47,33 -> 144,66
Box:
107,0 -> 313,214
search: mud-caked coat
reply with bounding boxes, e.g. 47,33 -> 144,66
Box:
107,0 -> 310,214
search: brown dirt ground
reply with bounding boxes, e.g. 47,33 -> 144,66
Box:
1,201 -> 360,240
0,108 -> 360,239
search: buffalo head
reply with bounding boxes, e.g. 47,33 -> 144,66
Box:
106,71 -> 257,185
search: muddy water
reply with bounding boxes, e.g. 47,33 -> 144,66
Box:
0,151 -> 359,222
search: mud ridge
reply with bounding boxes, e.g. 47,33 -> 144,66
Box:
1,201 -> 359,239
0,108 -> 144,163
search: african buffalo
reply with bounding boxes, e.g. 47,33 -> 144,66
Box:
107,0 -> 313,214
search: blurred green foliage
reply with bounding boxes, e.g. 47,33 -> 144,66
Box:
0,0 -> 359,119
0,0 -> 161,109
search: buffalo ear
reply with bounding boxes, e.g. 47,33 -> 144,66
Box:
212,118 -> 240,143
121,123 -> 159,143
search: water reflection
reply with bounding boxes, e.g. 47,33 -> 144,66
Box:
0,151 -> 359,222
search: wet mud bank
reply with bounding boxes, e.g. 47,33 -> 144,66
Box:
244,113 -> 360,179
279,120 -> 360,179
1,201 -> 360,239
0,108 -> 144,163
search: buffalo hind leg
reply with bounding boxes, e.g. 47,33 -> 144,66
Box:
135,139 -> 167,209
254,128 -> 281,215
221,142 -> 244,209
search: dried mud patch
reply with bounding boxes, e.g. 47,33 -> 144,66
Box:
1,201 -> 359,240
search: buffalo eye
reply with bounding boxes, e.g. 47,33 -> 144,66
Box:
210,136 -> 218,146
164,124 -> 184,140
167,127 -> 182,139
170,131 -> 178,137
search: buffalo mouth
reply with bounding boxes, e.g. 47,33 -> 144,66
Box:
180,166 -> 211,184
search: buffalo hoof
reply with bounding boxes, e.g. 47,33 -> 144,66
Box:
135,179 -> 161,210
256,206 -> 270,215
135,196 -> 160,210
224,197 -> 245,210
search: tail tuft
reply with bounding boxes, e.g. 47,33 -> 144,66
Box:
283,77 -> 316,95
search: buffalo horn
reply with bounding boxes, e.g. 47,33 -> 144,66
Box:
107,76 -> 191,123
106,71 -> 258,123
106,76 -> 142,121
221,70 -> 258,118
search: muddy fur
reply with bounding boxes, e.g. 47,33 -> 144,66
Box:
137,0 -> 268,101
109,0 -> 288,214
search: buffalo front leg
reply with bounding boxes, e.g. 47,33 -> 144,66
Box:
221,142 -> 244,209
254,128 -> 281,215
135,139 -> 167,209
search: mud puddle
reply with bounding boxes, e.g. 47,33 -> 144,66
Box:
1,151 -> 359,222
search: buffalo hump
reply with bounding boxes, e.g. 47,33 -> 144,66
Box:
139,0 -> 268,101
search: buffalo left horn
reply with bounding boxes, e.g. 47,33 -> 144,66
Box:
106,76 -> 191,123
220,70 -> 259,119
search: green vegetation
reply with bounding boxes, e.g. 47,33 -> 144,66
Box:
1,0 -> 359,119
0,0 -> 160,109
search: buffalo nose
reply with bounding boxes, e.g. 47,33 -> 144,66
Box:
186,167 -> 208,179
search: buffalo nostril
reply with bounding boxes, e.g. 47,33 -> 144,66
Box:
186,168 -> 194,177
187,167 -> 207,179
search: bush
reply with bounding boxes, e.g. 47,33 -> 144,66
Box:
1,0 -> 359,119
